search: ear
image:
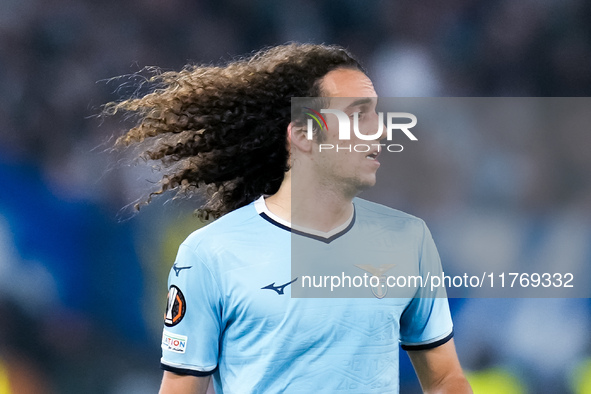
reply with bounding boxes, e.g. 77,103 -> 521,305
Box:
288,122 -> 314,153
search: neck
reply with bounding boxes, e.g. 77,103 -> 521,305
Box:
265,171 -> 354,233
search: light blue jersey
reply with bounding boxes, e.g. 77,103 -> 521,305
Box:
161,197 -> 453,393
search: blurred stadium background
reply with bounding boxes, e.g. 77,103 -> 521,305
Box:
0,0 -> 590,393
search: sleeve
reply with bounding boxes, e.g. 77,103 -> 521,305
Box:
399,221 -> 454,351
160,243 -> 223,376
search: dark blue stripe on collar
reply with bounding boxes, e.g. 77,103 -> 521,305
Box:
259,209 -> 356,244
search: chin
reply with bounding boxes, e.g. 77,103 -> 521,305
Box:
362,181 -> 377,190
353,177 -> 377,193
363,173 -> 378,187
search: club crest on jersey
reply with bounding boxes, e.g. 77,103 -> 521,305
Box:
355,264 -> 396,299
164,285 -> 186,327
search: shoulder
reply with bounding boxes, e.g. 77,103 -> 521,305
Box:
352,198 -> 431,245
353,197 -> 426,231
181,201 -> 260,252
172,198 -> 288,277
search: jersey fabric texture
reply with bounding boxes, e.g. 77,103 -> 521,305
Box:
161,197 -> 453,393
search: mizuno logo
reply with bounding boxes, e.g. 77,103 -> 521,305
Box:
173,263 -> 192,276
261,278 -> 298,295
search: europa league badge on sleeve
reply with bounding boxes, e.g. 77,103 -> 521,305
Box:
164,285 -> 186,327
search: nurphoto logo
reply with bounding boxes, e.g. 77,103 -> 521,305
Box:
305,108 -> 418,153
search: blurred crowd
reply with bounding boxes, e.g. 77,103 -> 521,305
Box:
0,0 -> 590,392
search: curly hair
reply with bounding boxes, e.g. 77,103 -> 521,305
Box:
104,43 -> 363,219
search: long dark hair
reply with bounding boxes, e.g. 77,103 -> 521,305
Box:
104,43 -> 363,219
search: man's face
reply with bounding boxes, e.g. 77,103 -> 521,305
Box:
310,68 -> 383,196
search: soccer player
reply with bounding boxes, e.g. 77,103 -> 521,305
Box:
106,44 -> 471,393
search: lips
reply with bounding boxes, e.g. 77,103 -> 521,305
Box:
365,149 -> 380,161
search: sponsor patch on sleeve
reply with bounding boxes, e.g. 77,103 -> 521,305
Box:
164,285 -> 186,327
162,329 -> 188,353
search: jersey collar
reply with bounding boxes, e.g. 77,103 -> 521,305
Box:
254,196 -> 356,244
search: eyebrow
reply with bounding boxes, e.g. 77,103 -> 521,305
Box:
344,98 -> 374,109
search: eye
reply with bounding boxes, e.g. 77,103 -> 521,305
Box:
351,111 -> 365,120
